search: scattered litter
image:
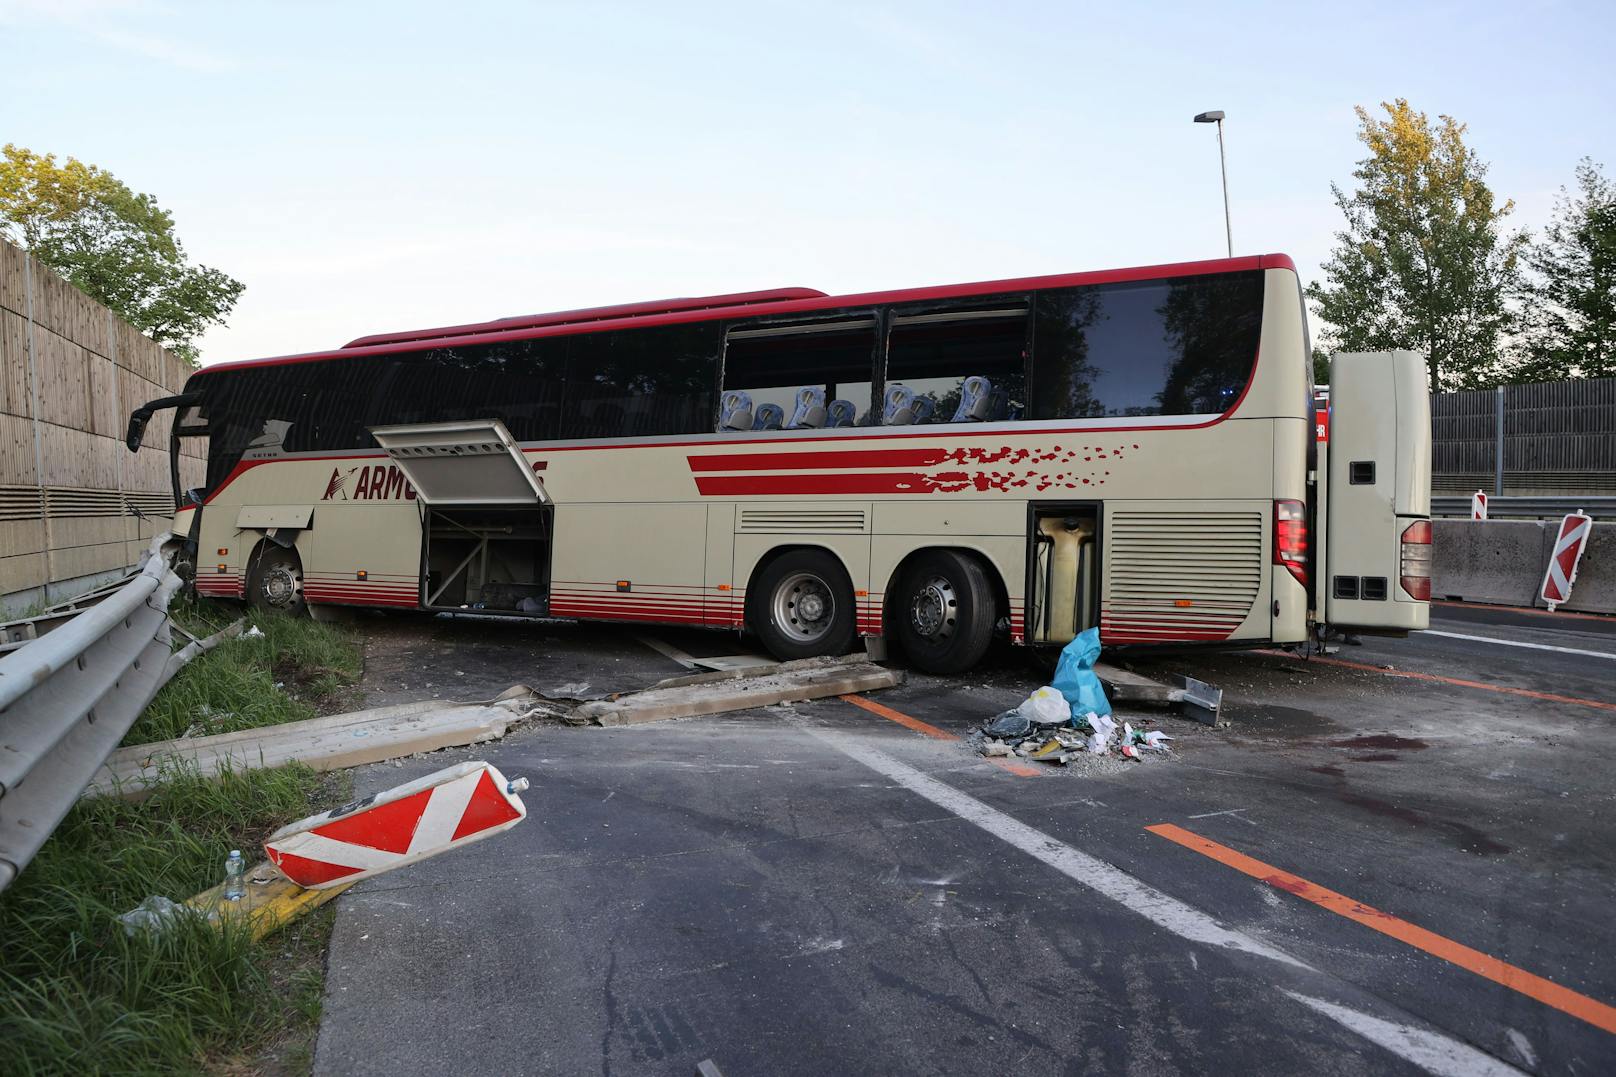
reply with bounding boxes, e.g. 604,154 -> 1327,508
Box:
242,624 -> 265,639
117,895 -> 201,937
972,658 -> 1179,770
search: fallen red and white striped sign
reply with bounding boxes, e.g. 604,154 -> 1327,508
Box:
1540,511 -> 1594,613
265,760 -> 529,889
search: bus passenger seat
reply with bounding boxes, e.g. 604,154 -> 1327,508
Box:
785,387 -> 827,429
951,376 -> 992,421
883,384 -> 916,425
719,390 -> 754,431
912,397 -> 936,424
826,399 -> 857,427
752,403 -> 785,430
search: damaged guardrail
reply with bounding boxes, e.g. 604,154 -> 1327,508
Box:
0,532 -> 237,891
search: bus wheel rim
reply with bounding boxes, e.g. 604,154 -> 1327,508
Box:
910,574 -> 957,641
262,564 -> 302,608
772,571 -> 834,644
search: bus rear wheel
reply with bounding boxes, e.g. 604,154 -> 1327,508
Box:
748,549 -> 856,661
248,545 -> 308,618
893,550 -> 996,675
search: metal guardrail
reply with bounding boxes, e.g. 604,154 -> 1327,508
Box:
0,534 -> 200,890
1432,496 -> 1616,519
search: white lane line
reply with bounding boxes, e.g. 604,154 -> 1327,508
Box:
1282,993 -> 1523,1077
803,725 -> 1525,1076
1423,629 -> 1616,661
635,634 -> 699,669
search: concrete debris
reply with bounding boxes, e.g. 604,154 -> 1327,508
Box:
538,681 -> 610,701
575,656 -> 901,727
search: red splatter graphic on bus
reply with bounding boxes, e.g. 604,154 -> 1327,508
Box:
687,443 -> 1129,496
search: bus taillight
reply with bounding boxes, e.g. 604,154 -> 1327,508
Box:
1273,499 -> 1309,590
1400,519 -> 1433,600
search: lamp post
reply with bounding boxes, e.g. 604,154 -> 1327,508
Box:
1194,110 -> 1232,257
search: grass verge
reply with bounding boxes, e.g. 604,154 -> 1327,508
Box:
0,763 -> 350,1076
126,598 -> 363,746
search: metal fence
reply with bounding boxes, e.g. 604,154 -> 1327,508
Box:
1433,377 -> 1616,496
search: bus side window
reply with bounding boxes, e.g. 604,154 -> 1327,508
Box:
885,302 -> 1028,424
561,322 -> 721,439
1028,273 -> 1263,420
721,315 -> 877,431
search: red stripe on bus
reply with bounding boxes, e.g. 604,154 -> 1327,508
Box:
686,448 -> 951,473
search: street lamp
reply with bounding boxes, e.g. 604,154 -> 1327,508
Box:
1194,110 -> 1232,257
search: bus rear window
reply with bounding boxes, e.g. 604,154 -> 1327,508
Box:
1029,270 -> 1263,419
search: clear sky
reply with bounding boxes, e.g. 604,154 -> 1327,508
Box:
4,0 -> 1612,365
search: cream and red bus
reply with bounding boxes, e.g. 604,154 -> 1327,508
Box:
126,254 -> 1431,673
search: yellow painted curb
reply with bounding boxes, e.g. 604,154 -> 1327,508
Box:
186,860 -> 353,941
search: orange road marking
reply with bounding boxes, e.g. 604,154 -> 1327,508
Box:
1255,650 -> 1616,712
839,694 -> 1043,777
1434,599 -> 1611,622
1146,822 -> 1616,1036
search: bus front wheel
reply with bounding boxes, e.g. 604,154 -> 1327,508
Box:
748,549 -> 856,661
248,545 -> 308,618
893,550 -> 996,675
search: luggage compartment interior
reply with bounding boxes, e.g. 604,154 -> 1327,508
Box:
423,507 -> 552,614
1028,503 -> 1099,645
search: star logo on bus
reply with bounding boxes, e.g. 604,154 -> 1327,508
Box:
322,466 -> 358,501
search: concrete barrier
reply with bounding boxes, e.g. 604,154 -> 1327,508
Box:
1432,518 -> 1615,614
1561,520 -> 1616,615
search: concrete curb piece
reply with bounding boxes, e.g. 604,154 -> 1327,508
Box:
576,659 -> 903,727
84,697 -> 533,799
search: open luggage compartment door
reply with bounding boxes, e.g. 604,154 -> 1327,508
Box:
369,420 -> 549,506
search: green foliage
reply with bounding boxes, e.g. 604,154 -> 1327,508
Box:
127,605 -> 362,745
1307,100 -> 1524,392
0,764 -> 344,1075
1517,158 -> 1616,380
0,144 -> 243,364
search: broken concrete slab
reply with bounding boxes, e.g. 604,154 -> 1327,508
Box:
576,660 -> 902,727
85,696 -> 536,798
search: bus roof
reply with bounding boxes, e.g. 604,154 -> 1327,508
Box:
198,253 -> 1296,375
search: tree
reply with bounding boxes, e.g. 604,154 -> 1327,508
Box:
0,145 -> 242,363
1517,158 -> 1616,380
1307,100 -> 1524,393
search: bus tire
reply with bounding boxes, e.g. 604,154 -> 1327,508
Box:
748,549 -> 856,661
247,544 -> 308,617
893,550 -> 996,675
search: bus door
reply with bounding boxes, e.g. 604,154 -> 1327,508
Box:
370,420 -> 555,615
1319,351 -> 1431,635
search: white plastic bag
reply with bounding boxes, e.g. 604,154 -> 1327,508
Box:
1017,686 -> 1070,726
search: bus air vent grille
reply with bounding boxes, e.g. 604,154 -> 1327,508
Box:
1101,509 -> 1263,643
738,508 -> 869,534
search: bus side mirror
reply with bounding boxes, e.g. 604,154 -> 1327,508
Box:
126,410 -> 151,452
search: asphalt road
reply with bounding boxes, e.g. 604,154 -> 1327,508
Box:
312,605 -> 1616,1076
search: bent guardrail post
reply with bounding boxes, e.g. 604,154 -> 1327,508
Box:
0,533 -> 185,891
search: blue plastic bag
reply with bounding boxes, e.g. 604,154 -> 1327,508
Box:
1050,627 -> 1111,718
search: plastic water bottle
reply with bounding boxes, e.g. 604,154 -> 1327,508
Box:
223,850 -> 246,902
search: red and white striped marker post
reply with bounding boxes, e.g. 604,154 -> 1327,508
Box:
1471,491 -> 1488,521
265,761 -> 529,889
1540,511 -> 1594,613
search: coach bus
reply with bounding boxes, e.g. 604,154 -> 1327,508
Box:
126,254 -> 1431,673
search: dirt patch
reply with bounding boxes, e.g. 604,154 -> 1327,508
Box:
1338,791 -> 1511,856
1328,734 -> 1429,751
